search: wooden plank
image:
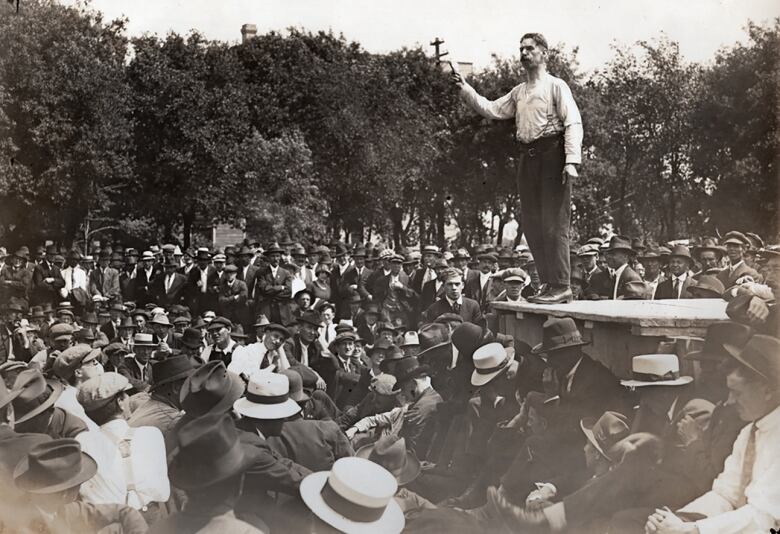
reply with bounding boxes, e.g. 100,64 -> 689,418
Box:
492,298 -> 728,328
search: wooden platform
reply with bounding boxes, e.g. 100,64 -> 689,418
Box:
493,299 -> 729,379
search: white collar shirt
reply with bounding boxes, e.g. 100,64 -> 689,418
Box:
612,263 -> 629,299
100,419 -> 170,509
679,404 -> 780,534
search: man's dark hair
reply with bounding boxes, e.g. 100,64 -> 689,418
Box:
521,32 -> 549,50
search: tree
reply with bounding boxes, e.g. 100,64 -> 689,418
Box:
0,0 -> 132,245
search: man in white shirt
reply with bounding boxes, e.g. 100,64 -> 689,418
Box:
60,250 -> 89,299
646,334 -> 780,534
78,372 -> 170,512
229,323 -> 292,378
453,32 -> 582,304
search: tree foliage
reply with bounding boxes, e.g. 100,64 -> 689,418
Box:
0,1 -> 776,247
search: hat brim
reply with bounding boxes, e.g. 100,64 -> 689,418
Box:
471,350 -> 515,387
683,349 -> 724,362
300,471 -> 405,534
172,441 -> 258,491
722,342 -> 769,380
620,376 -> 693,388
416,341 -> 452,363
14,451 -> 97,494
181,369 -> 245,417
531,339 -> 589,355
233,397 -> 301,420
580,418 -> 610,460
356,444 -> 421,487
151,369 -> 194,390
15,380 -> 63,424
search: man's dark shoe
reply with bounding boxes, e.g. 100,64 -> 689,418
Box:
532,286 -> 573,304
527,284 -> 549,303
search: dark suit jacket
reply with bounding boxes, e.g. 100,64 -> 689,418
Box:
330,264 -> 359,320
88,268 -> 121,300
716,261 -> 760,288
152,272 -> 187,307
410,266 -> 433,294
420,279 -> 446,312
585,264 -> 642,300
0,266 -> 31,302
460,267 -> 481,299
654,275 -> 694,300
464,272 -> 502,312
256,265 -> 293,325
559,355 -> 634,423
422,296 -> 483,326
237,264 -> 259,305
31,261 -> 65,306
133,266 -> 162,306
266,417 -> 353,472
355,266 -> 373,301
372,272 -> 418,317
218,279 -> 248,323
400,386 -> 443,461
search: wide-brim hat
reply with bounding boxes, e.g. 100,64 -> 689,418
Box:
471,345 -> 515,387
14,440 -> 97,495
620,354 -> 693,388
233,393 -> 301,420
579,411 -> 630,462
180,361 -> 246,418
668,244 -> 694,264
356,438 -> 421,486
532,318 -> 589,355
13,370 -> 64,424
299,458 -> 405,534
170,413 -> 259,491
606,235 -> 636,255
151,356 -> 195,390
390,356 -> 430,384
723,334 -> 780,388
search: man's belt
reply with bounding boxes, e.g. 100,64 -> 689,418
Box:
517,134 -> 564,157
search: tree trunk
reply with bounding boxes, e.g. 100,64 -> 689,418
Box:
435,195 -> 445,249
182,211 -> 194,249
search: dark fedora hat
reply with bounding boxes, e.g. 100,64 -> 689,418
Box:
117,316 -> 136,330
298,310 -> 323,328
724,334 -> 780,387
80,311 -> 99,325
687,275 -> 725,299
686,321 -> 752,362
12,369 -> 63,424
415,323 -> 451,362
264,242 -> 284,255
180,361 -> 245,418
333,242 -> 349,257
668,244 -> 694,264
606,235 -> 636,255
532,317 -> 588,355
170,412 -> 257,491
357,434 -> 420,486
180,327 -> 204,349
451,322 -> 484,358
694,237 -> 725,259
14,438 -> 97,494
390,356 -> 430,384
637,244 -> 664,261
151,355 -> 195,390
265,323 -> 291,339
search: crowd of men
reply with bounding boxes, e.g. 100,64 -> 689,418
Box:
0,230 -> 777,533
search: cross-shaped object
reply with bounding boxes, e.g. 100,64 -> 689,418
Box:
430,37 -> 448,63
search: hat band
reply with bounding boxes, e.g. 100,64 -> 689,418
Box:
246,391 -> 290,405
320,479 -> 386,523
545,334 -> 583,349
631,370 -> 680,382
475,355 -> 510,375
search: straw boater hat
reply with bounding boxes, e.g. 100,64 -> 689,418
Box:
233,372 -> 301,420
620,354 -> 693,388
356,434 -> 420,486
300,456 -> 405,534
471,343 -> 515,387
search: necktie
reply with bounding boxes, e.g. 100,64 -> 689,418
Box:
166,275 -> 172,293
672,278 -> 680,298
452,301 -> 461,314
71,269 -> 76,290
737,423 -> 757,506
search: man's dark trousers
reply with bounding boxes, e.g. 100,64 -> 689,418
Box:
517,135 -> 570,287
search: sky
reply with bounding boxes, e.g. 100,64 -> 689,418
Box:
69,0 -> 779,72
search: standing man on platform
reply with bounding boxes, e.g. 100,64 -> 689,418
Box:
452,32 -> 583,304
